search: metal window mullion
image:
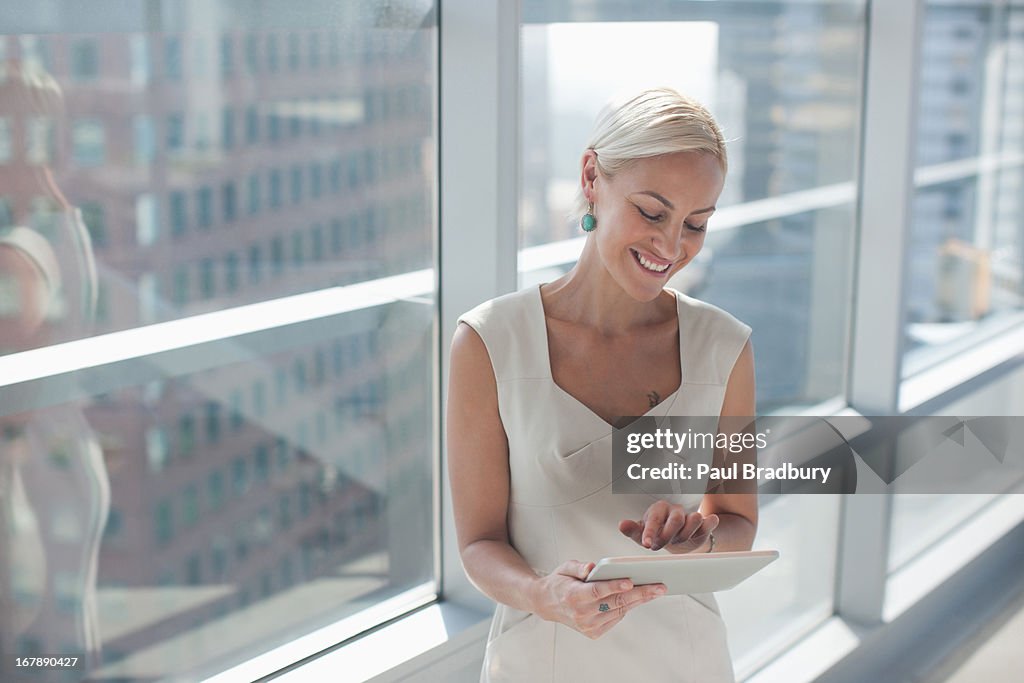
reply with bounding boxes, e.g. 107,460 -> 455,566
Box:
438,0 -> 520,613
838,0 -> 925,627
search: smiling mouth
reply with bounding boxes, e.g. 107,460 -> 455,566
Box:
630,248 -> 672,274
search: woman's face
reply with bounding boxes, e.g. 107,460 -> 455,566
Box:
585,150 -> 724,302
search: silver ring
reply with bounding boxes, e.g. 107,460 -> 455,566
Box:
598,603 -> 610,613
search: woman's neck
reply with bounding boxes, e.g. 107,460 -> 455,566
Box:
540,239 -> 674,336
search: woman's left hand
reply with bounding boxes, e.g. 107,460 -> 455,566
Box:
619,500 -> 719,554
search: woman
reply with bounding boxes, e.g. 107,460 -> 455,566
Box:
447,88 -> 757,682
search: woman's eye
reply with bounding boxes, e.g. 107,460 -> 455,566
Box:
686,223 -> 707,233
637,207 -> 663,222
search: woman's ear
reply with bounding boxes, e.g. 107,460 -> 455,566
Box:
580,149 -> 599,201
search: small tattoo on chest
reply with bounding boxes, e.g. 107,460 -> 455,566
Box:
647,390 -> 660,408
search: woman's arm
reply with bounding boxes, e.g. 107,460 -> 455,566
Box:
448,322 -> 663,637
699,338 -> 758,552
447,322 -> 538,610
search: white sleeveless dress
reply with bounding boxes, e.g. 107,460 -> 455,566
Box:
457,284 -> 752,683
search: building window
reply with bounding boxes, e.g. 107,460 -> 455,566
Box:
172,267 -> 189,307
205,400 -> 221,442
246,33 -> 260,72
220,35 -> 234,77
200,257 -> 216,299
269,169 -> 282,209
135,193 -> 159,246
288,33 -> 301,70
197,186 -> 213,229
246,105 -> 259,144
182,484 -> 199,527
222,182 -> 237,222
178,413 -> 195,457
154,500 -> 173,545
248,243 -> 263,284
72,120 -> 105,167
247,173 -> 261,215
80,201 -> 107,248
170,191 -> 187,237
0,118 -> 10,164
70,39 -> 99,81
222,107 -> 235,150
310,162 -> 322,199
266,33 -> 279,72
291,230 -> 304,267
271,236 -> 284,276
208,470 -> 225,512
165,36 -> 182,80
134,115 -> 155,165
166,113 -> 185,151
308,33 -> 321,69
225,252 -> 239,293
311,224 -> 324,261
290,165 -> 303,204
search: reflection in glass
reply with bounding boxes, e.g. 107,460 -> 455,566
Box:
904,2 -> 1024,369
1,2 -> 437,680
519,1 -> 865,410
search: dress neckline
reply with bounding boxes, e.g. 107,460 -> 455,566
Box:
532,283 -> 683,430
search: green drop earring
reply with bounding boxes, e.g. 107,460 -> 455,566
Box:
581,202 -> 597,232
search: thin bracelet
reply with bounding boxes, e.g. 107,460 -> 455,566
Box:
706,531 -> 715,553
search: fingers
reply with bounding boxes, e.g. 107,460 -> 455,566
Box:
641,502 -> 669,549
586,583 -> 666,637
680,513 -> 720,549
588,577 -> 634,601
556,559 -> 595,580
650,507 -> 688,551
618,519 -> 643,545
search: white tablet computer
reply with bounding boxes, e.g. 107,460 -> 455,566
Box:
585,550 -> 779,595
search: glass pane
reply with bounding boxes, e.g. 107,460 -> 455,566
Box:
0,2 -> 437,680
889,362 -> 1024,573
519,0 -> 866,410
0,306 -> 435,680
903,2 -> 1024,374
718,494 -> 840,678
0,3 -> 437,356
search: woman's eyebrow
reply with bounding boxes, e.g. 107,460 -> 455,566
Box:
635,190 -> 716,215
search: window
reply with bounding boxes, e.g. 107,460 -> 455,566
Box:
246,33 -> 260,72
220,35 -> 234,77
222,181 -> 237,222
225,252 -> 239,293
70,39 -> 99,81
169,191 -> 187,236
165,36 -> 182,80
197,186 -> 213,229
200,258 -> 216,298
1,4 -> 438,681
288,33 -> 301,70
136,193 -> 159,246
246,105 -> 260,144
290,164 -> 303,204
903,2 -> 1024,374
0,117 -> 10,163
134,115 -> 155,165
247,174 -> 261,215
269,169 -> 283,208
166,113 -> 184,151
266,33 -> 279,72
72,120 -> 105,166
222,107 -> 235,150
80,201 -> 107,248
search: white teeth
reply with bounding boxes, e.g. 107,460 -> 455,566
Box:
633,249 -> 670,273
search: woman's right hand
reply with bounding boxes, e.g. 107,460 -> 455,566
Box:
530,559 -> 667,639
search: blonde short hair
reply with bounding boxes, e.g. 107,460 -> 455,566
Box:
573,87 -> 727,221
